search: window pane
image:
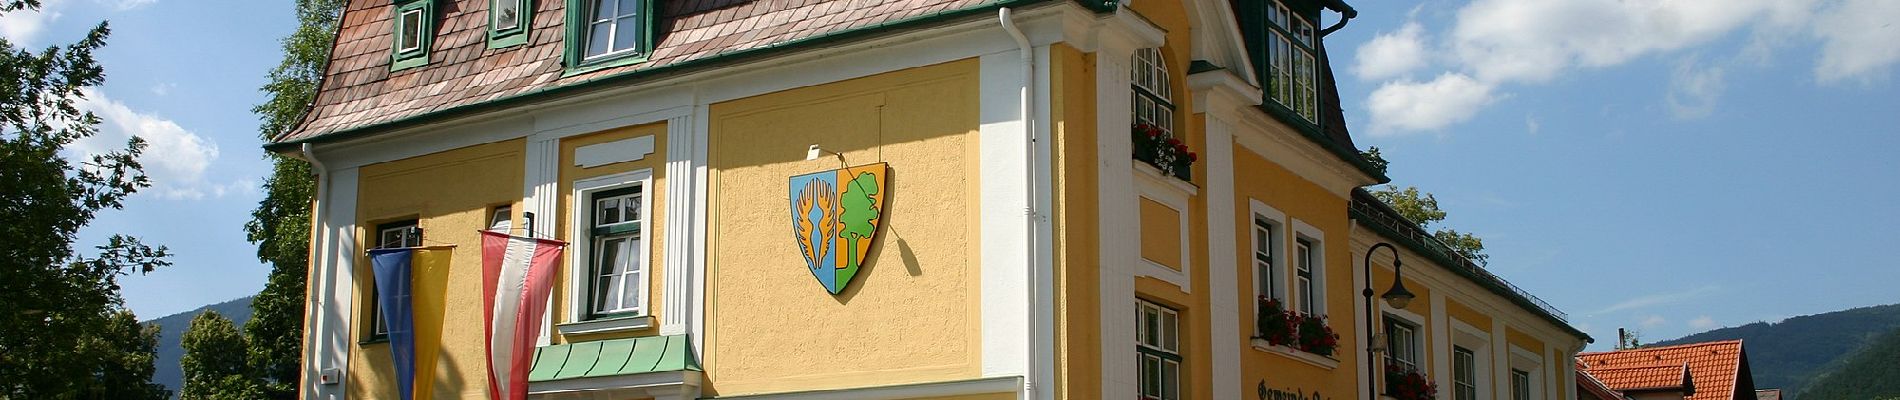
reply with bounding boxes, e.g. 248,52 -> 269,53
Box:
1161,360 -> 1179,400
613,16 -> 640,53
597,237 -> 625,275
1143,356 -> 1161,396
624,194 -> 642,222
586,22 -> 613,57
594,273 -> 620,312
597,198 -> 620,225
621,270 -> 639,311
618,0 -> 640,14
1144,307 -> 1159,346
400,11 -> 422,51
591,0 -> 615,21
1162,310 -> 1177,352
494,1 -> 519,30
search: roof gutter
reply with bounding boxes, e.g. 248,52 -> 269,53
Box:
264,0 -> 1068,154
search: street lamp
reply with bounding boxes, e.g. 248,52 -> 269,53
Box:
1363,242 -> 1414,400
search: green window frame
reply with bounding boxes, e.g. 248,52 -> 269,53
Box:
489,0 -> 532,48
390,0 -> 435,71
563,0 -> 655,74
1137,299 -> 1182,400
364,220 -> 421,343
586,185 -> 644,320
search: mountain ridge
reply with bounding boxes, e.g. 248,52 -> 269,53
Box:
1652,302 -> 1900,398
140,296 -> 256,397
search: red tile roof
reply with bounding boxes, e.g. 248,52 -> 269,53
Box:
1575,360 -> 1627,400
1579,340 -> 1751,400
276,0 -> 1024,144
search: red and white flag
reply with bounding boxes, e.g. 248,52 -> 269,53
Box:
480,231 -> 565,400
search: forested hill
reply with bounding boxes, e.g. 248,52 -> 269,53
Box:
1798,326 -> 1900,399
140,296 -> 256,397
1652,303 -> 1900,397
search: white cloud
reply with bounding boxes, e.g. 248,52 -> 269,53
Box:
1640,315 -> 1667,329
1366,73 -> 1497,134
1448,0 -> 1801,84
1595,285 -> 1721,314
1689,315 -> 1719,330
1811,0 -> 1900,85
70,89 -> 224,200
0,0 -> 64,45
103,0 -> 156,11
1667,57 -> 1726,119
1524,113 -> 1541,135
149,82 -> 176,96
1354,22 -> 1430,81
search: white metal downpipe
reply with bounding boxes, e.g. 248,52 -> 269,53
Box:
297,143 -> 332,392
999,8 -> 1045,400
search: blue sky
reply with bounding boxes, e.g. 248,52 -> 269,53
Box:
2,0 -> 293,320
5,0 -> 1897,350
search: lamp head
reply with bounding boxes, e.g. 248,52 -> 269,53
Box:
806,144 -> 823,161
1382,279 -> 1414,310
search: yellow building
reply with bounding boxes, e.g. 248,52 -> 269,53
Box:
271,0 -> 1590,399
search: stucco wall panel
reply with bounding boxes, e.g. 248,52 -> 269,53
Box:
705,59 -> 983,396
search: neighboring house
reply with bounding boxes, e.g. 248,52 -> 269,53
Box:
270,0 -> 1592,398
1578,340 -> 1759,400
1577,360 -> 1628,400
1349,190 -> 1593,400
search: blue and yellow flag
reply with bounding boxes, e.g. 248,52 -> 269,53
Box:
369,246 -> 453,400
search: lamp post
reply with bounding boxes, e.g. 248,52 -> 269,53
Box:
1363,242 -> 1415,400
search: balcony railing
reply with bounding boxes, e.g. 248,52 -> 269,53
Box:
1350,191 -> 1569,322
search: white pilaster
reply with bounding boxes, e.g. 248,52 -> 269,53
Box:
1190,65 -> 1257,400
1492,319 -> 1510,398
979,48 -> 1032,381
661,114 -> 698,339
1093,12 -> 1161,397
1431,290 -> 1452,395
523,137 -> 560,346
304,166 -> 359,400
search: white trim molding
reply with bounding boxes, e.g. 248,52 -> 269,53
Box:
1249,199 -> 1289,304
566,169 -> 656,326
712,376 -> 1022,400
573,135 -> 656,168
1290,218 -> 1326,317
528,370 -> 701,400
1134,164 -> 1195,292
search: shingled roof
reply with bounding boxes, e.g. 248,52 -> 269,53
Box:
273,0 -> 1064,146
1579,340 -> 1758,400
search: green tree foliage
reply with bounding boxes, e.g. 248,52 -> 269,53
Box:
0,3 -> 170,397
1368,185 -> 1488,265
181,311 -> 261,400
838,172 -> 881,270
1798,326 -> 1900,399
1359,146 -> 1390,175
242,0 -> 345,397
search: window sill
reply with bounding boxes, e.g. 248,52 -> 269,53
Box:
358,336 -> 390,346
1250,339 -> 1339,369
1133,162 -> 1199,196
556,315 -> 654,335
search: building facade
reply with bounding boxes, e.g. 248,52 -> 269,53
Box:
275,0 -> 1591,399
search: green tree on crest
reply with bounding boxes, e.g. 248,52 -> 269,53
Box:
838,172 -> 881,277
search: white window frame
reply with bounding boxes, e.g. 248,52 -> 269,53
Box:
1451,319 -> 1494,400
1290,219 -> 1324,317
1262,0 -> 1319,123
581,0 -> 648,61
492,0 -> 524,31
563,170 -> 654,331
397,8 -> 425,53
1137,299 -> 1182,400
488,204 -> 513,232
1453,346 -> 1478,400
1131,47 -> 1175,135
1507,345 -> 1544,400
1249,199 -> 1288,304
1384,314 -> 1422,373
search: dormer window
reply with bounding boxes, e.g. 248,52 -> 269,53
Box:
489,0 -> 530,48
1264,1 -> 1318,124
564,0 -> 652,71
390,0 -> 434,71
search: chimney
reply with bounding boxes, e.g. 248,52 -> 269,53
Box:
1617,328 -> 1629,350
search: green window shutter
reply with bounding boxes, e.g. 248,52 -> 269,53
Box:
489,0 -> 532,48
391,0 -> 436,71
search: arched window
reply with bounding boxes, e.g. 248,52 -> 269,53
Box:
1131,48 -> 1174,135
